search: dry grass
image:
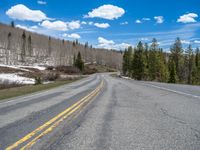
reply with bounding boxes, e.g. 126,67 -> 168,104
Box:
0,78 -> 82,100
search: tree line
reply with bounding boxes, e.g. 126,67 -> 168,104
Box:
122,38 -> 200,85
0,22 -> 122,69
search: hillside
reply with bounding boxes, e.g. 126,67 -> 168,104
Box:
0,23 -> 122,69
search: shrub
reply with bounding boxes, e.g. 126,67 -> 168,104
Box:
43,72 -> 59,81
35,77 -> 42,85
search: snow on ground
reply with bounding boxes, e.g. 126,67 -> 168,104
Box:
20,65 -> 46,71
0,73 -> 35,85
0,64 -> 30,72
0,64 -> 46,71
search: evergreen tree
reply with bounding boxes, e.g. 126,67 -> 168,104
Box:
195,48 -> 200,67
168,59 -> 177,83
75,52 -> 84,71
127,46 -> 133,76
132,41 -> 145,80
73,54 -> 76,66
185,45 -> 193,84
11,21 -> 15,28
158,48 -> 169,82
143,43 -> 149,79
148,38 -> 159,80
21,31 -> 26,62
48,36 -> 52,56
122,49 -> 129,75
170,37 -> 184,82
27,35 -> 32,56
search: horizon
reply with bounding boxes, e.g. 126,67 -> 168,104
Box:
1,0 -> 200,51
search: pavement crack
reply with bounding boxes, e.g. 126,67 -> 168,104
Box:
160,108 -> 186,125
95,83 -> 118,150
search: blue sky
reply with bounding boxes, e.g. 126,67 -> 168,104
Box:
1,0 -> 200,51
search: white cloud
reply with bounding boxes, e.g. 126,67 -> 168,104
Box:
140,37 -> 149,41
40,20 -> 68,31
62,33 -> 81,39
16,24 -> 38,32
40,20 -> 81,31
6,4 -> 49,22
181,40 -> 190,44
142,18 -> 151,21
31,25 -> 38,29
37,1 -> 47,5
66,20 -> 81,30
135,19 -> 142,24
88,21 -> 94,25
194,40 -> 200,44
81,21 -> 87,25
85,4 -> 125,20
94,23 -> 110,28
177,13 -> 198,23
154,16 -> 164,24
97,37 -> 131,50
98,37 -> 115,45
120,21 -> 128,25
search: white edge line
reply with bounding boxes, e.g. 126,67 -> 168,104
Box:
145,83 -> 200,99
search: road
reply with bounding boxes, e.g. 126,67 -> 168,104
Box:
0,73 -> 200,150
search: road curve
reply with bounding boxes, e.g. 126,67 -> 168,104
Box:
1,73 -> 200,150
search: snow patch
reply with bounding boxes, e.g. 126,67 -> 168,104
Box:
0,73 -> 35,85
0,64 -> 30,72
0,64 -> 46,71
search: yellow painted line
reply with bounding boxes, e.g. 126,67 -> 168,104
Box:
6,80 -> 103,150
21,82 -> 103,150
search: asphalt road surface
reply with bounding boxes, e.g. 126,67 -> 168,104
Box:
0,73 -> 200,150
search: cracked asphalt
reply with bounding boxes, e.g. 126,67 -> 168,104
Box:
0,73 -> 200,150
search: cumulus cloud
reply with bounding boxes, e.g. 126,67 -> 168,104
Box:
181,40 -> 190,44
40,20 -> 67,31
37,1 -> 47,5
40,20 -> 81,31
98,37 -> 115,45
177,13 -> 198,23
66,20 -> 81,30
88,22 -> 94,25
142,18 -> 151,21
85,4 -> 125,20
120,21 -> 128,25
135,19 -> 142,24
194,40 -> 200,44
16,24 -> 38,32
94,23 -> 110,28
97,37 -> 131,50
6,4 -> 49,22
62,33 -> 81,39
154,16 -> 164,24
81,21 -> 87,25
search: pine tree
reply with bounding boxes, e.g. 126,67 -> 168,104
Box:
158,48 -> 169,82
148,38 -> 159,80
185,45 -> 193,84
170,37 -> 184,82
127,46 -> 133,76
21,31 -> 26,62
75,52 -> 84,71
27,35 -> 32,56
122,49 -> 129,75
48,36 -> 52,56
132,41 -> 145,80
168,59 -> 177,83
11,21 -> 15,28
73,54 -> 76,66
195,48 -> 200,67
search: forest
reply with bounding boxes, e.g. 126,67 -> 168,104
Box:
0,22 -> 122,69
122,38 -> 200,85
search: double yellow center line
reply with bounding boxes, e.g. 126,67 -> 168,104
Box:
6,80 -> 104,150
